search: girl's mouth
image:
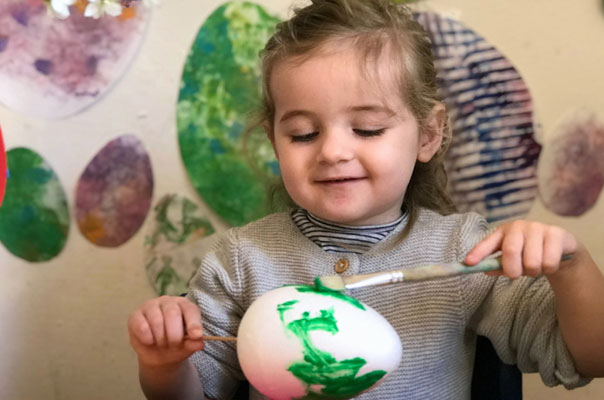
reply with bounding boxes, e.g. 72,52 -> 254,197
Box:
317,177 -> 364,184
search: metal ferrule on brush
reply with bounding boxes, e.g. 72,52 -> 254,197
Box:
344,270 -> 405,290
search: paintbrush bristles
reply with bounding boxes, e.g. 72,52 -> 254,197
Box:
314,275 -> 347,291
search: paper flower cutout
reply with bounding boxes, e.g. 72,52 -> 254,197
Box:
47,0 -> 76,19
84,0 -> 123,19
43,0 -> 157,19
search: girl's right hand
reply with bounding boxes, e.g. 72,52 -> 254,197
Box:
128,296 -> 206,368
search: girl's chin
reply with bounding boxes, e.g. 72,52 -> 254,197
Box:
307,210 -> 398,226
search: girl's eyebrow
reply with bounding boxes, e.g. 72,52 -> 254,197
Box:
279,110 -> 316,123
347,104 -> 396,116
279,104 -> 395,123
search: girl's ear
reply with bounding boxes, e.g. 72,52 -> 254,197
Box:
417,103 -> 446,163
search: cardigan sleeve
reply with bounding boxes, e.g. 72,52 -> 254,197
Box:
186,228 -> 246,400
457,216 -> 591,389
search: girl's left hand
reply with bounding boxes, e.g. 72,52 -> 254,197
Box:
464,220 -> 578,279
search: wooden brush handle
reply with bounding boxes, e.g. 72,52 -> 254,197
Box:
202,335 -> 237,342
184,335 -> 237,342
403,253 -> 574,282
402,258 -> 500,281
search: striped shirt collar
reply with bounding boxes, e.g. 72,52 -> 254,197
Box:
291,209 -> 405,255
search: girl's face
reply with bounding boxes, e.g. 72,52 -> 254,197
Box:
267,42 -> 441,226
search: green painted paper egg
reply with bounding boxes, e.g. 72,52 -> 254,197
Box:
144,193 -> 215,296
177,1 -> 281,226
0,147 -> 69,262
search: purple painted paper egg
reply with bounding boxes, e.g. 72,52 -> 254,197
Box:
75,134 -> 153,247
0,0 -> 150,119
538,110 -> 604,216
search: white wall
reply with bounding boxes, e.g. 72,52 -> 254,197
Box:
0,0 -> 602,398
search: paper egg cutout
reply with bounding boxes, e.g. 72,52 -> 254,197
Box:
237,286 -> 402,400
538,110 -> 604,216
416,12 -> 541,223
144,193 -> 215,296
75,134 -> 153,247
0,1 -> 150,119
177,1 -> 281,226
0,147 -> 70,262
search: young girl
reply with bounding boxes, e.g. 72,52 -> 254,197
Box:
128,0 -> 604,398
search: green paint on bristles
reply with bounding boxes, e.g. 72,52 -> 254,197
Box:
313,276 -> 338,292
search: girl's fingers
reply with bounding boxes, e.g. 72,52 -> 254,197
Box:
541,226 -> 569,274
500,227 -> 524,279
184,337 -> 206,353
467,220 -> 579,279
522,226 -> 544,277
143,300 -> 167,347
128,310 -> 154,346
465,228 -> 504,265
162,301 -> 185,347
180,299 -> 204,340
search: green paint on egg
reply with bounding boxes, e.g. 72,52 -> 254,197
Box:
0,148 -> 69,262
278,303 -> 387,399
296,284 -> 366,311
277,300 -> 299,323
177,2 -> 281,226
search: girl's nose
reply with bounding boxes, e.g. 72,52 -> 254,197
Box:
316,129 -> 354,164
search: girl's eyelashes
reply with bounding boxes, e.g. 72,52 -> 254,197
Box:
288,128 -> 386,142
291,132 -> 319,142
353,128 -> 386,137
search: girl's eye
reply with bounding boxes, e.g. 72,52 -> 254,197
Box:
291,132 -> 318,142
354,128 -> 386,137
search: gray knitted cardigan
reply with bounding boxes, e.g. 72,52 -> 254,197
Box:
188,209 -> 589,399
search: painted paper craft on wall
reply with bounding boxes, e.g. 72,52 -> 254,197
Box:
0,124 -> 6,207
177,1 -> 281,227
75,134 -> 153,247
0,147 -> 70,262
0,0 -> 150,119
144,193 -> 215,295
416,13 -> 542,223
538,110 -> 604,216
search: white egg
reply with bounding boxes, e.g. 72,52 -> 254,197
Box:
237,285 -> 402,400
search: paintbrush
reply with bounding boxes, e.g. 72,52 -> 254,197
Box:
184,335 -> 238,342
315,254 -> 574,292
